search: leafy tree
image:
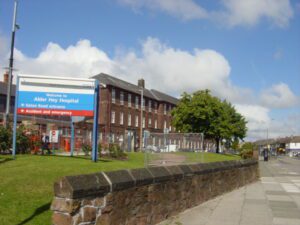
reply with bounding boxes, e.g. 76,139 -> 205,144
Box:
171,90 -> 247,153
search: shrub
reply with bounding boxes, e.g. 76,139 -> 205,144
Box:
16,125 -> 31,154
240,149 -> 253,159
0,126 -> 12,154
108,143 -> 127,159
82,143 -> 92,156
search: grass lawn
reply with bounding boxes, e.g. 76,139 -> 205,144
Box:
0,152 -> 240,225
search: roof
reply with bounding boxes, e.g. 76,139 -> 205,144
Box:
150,89 -> 179,105
0,82 -> 16,96
290,136 -> 300,143
92,73 -> 179,105
254,136 -> 300,145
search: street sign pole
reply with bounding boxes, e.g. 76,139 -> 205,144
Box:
70,119 -> 75,157
92,80 -> 99,162
12,76 -> 20,159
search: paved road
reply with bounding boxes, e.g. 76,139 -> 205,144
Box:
158,157 -> 300,225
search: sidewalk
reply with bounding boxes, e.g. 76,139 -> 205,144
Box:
158,157 -> 300,225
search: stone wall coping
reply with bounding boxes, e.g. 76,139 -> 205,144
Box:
53,159 -> 257,199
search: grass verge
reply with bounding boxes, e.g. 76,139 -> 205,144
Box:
0,152 -> 239,225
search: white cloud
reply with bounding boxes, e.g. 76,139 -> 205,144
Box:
260,83 -> 299,108
118,0 -> 294,27
221,0 -> 293,27
118,0 -> 207,20
0,40 -> 116,79
235,104 -> 300,140
113,37 -> 252,103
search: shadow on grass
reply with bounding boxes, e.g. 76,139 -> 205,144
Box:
16,202 -> 51,225
0,157 -> 14,164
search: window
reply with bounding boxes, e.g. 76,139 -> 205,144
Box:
149,100 -> 152,112
135,96 -> 139,109
143,98 -> 145,110
143,117 -> 145,128
111,111 -> 115,124
135,115 -> 139,127
112,88 -> 116,103
128,113 -> 131,126
155,119 -> 158,129
164,104 -> 167,115
154,102 -> 158,113
128,94 -> 132,107
148,118 -> 152,127
120,112 -> 124,125
120,91 -> 124,105
164,120 -> 167,129
111,133 -> 115,143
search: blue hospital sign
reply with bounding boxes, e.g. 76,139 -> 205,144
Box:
16,75 -> 96,117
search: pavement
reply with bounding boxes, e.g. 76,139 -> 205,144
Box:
158,156 -> 300,225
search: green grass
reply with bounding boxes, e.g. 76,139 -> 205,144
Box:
0,152 -> 240,225
176,152 -> 241,163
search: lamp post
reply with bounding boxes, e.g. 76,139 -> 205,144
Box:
4,0 -> 19,128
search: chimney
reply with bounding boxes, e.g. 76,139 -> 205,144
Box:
138,78 -> 145,89
3,71 -> 9,83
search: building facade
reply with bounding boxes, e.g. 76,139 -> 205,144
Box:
94,73 -> 179,150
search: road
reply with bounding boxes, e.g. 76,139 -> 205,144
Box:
158,156 -> 300,225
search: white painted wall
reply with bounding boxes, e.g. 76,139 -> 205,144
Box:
286,142 -> 300,150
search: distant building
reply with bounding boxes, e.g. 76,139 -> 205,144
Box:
0,72 -> 15,119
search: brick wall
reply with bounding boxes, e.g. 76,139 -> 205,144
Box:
51,159 -> 259,225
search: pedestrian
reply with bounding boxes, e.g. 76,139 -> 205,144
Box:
41,133 -> 51,155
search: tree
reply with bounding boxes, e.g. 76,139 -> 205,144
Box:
171,90 -> 247,153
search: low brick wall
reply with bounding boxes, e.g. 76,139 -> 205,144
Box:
51,159 -> 259,225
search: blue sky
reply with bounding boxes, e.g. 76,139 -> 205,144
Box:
0,0 -> 299,140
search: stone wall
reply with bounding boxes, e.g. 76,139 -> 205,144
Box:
51,159 -> 259,225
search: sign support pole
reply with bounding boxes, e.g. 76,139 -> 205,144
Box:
70,118 -> 75,157
12,76 -> 19,159
92,80 -> 99,162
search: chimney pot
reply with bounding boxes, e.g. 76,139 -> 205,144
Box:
3,71 -> 9,83
138,78 -> 145,89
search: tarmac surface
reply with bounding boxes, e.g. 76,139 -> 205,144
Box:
158,156 -> 300,225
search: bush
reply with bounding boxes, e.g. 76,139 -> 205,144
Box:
0,126 -> 12,154
108,143 -> 127,159
81,143 -> 92,156
16,125 -> 31,154
240,149 -> 253,159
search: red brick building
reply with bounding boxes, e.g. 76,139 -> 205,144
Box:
94,73 -> 179,150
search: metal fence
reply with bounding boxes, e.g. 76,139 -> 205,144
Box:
144,132 -> 205,167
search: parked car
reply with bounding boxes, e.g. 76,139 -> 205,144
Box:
145,145 -> 160,152
160,145 -> 178,152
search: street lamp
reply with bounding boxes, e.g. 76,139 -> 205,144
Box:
4,0 -> 19,128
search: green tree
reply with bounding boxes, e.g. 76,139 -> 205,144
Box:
171,90 -> 247,153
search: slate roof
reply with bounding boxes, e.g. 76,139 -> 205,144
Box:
93,73 -> 179,105
0,82 -> 16,96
